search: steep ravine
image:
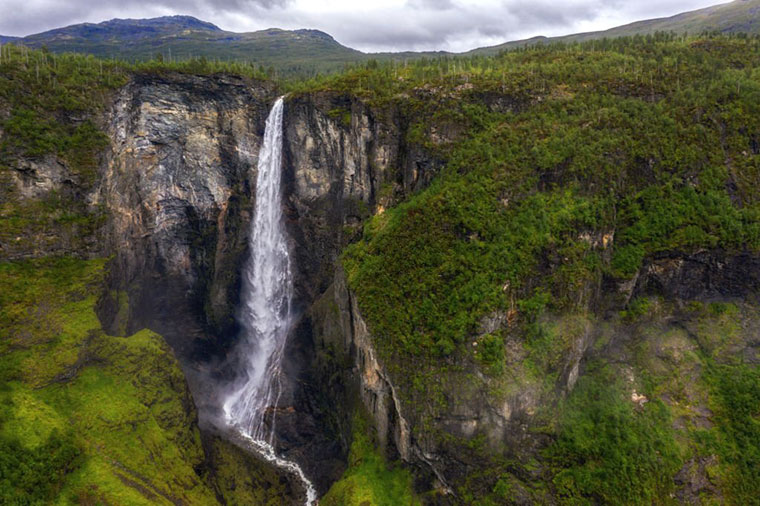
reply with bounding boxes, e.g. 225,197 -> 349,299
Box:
5,65 -> 758,504
1,70 -> 309,503
90,78 -> 448,495
2,65 -> 487,499
86,79 -> 760,502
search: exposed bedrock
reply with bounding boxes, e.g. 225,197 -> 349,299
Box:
270,93 -> 447,490
96,72 -> 274,362
91,83 -> 444,492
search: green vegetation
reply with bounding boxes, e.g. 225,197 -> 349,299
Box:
340,34 -> 760,358
0,257 -> 287,504
0,46 -> 126,172
0,257 -> 206,503
621,297 -> 653,321
547,366 -> 682,504
0,44 -> 268,163
0,46 -> 125,256
322,414 -> 419,506
327,34 -> 760,503
0,429 -> 81,503
2,28 -> 760,505
698,363 -> 760,503
0,44 -> 273,258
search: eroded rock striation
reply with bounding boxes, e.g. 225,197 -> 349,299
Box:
97,73 -> 274,360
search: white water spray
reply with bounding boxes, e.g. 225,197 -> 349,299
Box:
222,97 -> 317,505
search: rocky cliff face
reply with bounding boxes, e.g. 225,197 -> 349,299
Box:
255,92 -> 449,491
2,68 -> 460,493
282,92 -> 443,302
54,82 -> 446,492
96,72 -> 274,362
9,67 -> 754,503
0,71 -> 315,503
307,249 -> 760,503
276,95 -> 760,499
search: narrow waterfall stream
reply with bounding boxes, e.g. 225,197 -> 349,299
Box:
222,97 -> 317,505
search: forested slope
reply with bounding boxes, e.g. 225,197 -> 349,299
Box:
298,33 -> 760,504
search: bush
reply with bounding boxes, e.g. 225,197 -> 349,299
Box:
547,367 -> 682,504
701,363 -> 760,503
0,430 -> 82,503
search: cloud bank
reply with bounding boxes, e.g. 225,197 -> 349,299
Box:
0,0 -> 724,52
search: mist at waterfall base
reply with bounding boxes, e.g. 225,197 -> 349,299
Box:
205,97 -> 317,505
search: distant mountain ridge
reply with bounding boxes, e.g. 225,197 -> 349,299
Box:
469,0 -> 760,54
1,15 -> 361,75
1,0 -> 759,74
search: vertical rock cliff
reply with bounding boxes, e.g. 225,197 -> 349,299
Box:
257,92 -> 448,490
96,73 -> 274,362
5,64 -> 758,503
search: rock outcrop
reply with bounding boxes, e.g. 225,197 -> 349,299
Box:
263,92 -> 448,491
282,92 -> 443,303
96,72 -> 274,361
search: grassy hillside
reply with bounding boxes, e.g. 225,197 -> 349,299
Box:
473,0 -> 760,55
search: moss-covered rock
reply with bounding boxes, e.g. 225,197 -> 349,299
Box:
0,256 -> 291,504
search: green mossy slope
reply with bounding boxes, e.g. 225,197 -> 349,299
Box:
322,414 -> 419,506
0,257 -> 288,504
0,257 -> 209,503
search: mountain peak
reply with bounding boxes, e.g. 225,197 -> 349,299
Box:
99,15 -> 221,32
293,29 -> 336,41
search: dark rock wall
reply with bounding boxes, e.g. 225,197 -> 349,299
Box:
272,92 -> 445,491
97,73 -> 274,361
92,84 -> 444,492
634,250 -> 760,302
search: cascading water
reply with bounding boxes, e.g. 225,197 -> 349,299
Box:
222,97 -> 317,505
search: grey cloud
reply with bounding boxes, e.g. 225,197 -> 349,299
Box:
0,0 -> 722,52
306,1 -> 594,51
406,0 -> 455,10
328,0 -> 716,51
200,0 -> 292,12
508,1 -> 600,27
0,0 -> 289,36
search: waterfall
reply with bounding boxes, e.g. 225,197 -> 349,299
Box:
222,97 -> 317,505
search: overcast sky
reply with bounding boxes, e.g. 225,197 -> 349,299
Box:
0,0 -> 727,52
